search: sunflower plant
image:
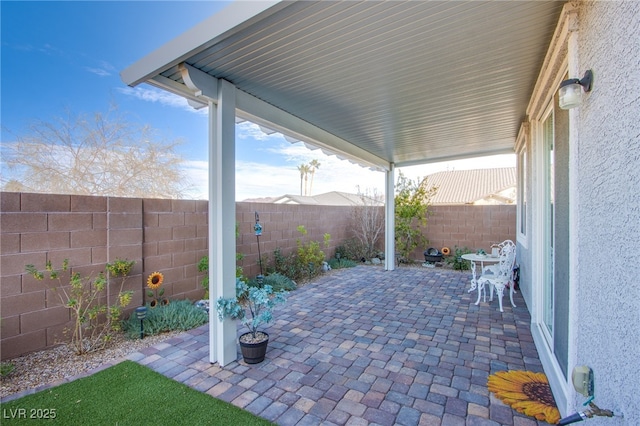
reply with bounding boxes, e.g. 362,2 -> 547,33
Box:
146,272 -> 168,307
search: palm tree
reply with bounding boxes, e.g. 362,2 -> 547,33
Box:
297,164 -> 309,196
308,159 -> 320,195
302,164 -> 311,195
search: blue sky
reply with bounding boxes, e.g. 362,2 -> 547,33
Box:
1,1 -> 513,201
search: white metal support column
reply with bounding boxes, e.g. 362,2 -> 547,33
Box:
208,79 -> 237,366
384,163 -> 395,271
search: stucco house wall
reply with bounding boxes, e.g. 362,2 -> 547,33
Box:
572,1 -> 639,423
518,1 -> 639,423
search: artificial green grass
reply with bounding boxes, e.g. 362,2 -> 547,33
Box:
1,361 -> 274,426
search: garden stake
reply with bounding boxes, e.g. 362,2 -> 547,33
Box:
254,211 -> 264,277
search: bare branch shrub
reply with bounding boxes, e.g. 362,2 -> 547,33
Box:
2,105 -> 191,198
349,187 -> 385,259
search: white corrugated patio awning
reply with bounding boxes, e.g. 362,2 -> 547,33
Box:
122,0 -> 565,170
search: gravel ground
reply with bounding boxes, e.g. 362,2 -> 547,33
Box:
1,331 -> 184,400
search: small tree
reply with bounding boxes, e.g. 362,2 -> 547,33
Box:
350,186 -> 384,259
2,106 -> 190,198
394,171 -> 438,262
25,258 -> 135,354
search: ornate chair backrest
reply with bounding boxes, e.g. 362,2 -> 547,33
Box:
497,240 -> 516,279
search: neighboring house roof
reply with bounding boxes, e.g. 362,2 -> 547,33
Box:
252,191 -> 383,206
425,168 -> 516,205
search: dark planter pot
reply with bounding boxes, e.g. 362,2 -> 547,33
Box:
423,247 -> 443,263
239,332 -> 269,364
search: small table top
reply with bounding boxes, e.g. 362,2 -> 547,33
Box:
461,253 -> 500,262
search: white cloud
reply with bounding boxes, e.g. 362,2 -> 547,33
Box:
84,61 -> 117,77
85,67 -> 111,77
117,86 -> 207,115
236,122 -> 278,141
181,153 -> 385,201
181,159 -> 208,199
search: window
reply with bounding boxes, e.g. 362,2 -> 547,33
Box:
516,125 -> 528,245
518,148 -> 527,237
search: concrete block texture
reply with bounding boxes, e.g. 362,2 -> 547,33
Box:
1,193 -> 514,359
0,192 -> 21,212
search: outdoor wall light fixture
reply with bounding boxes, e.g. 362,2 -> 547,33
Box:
558,70 -> 593,110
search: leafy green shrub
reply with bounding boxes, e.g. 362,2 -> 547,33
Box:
25,258 -> 135,354
122,299 -> 208,339
328,257 -> 357,269
197,255 -> 209,298
248,272 -> 296,292
335,238 -> 369,261
446,246 -> 473,270
394,171 -> 438,262
296,226 -> 330,276
271,248 -> 298,279
271,227 -> 331,282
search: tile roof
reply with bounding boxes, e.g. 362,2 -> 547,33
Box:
424,167 -> 516,205
266,191 -> 383,206
244,169 -> 515,206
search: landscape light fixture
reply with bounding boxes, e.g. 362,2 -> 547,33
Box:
135,306 -> 147,339
558,70 -> 593,110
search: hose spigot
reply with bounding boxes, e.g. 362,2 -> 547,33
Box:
585,401 -> 613,418
557,401 -> 614,425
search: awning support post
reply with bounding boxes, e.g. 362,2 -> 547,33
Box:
385,163 -> 395,271
208,79 -> 238,366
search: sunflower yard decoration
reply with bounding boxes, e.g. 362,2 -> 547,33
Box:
146,272 -> 169,307
487,370 -> 560,424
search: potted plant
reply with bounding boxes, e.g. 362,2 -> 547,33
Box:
216,277 -> 288,364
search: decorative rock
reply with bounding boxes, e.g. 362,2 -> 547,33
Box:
371,258 -> 381,264
194,300 -> 209,313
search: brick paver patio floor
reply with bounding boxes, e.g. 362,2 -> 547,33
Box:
126,265 -> 552,426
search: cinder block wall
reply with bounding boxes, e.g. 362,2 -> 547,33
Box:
141,198 -> 208,303
413,205 -> 517,259
236,202 -> 352,278
0,193 -> 144,359
1,192 -> 514,359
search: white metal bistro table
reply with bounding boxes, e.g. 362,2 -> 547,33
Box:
461,253 -> 501,304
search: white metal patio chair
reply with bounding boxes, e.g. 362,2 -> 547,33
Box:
477,240 -> 517,312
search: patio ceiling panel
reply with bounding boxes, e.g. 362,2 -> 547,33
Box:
122,0 -> 565,168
